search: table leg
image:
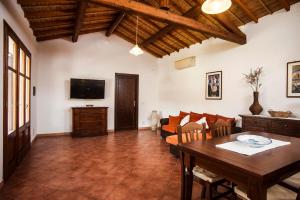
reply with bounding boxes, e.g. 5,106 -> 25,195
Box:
185,154 -> 194,200
180,151 -> 186,200
247,179 -> 267,200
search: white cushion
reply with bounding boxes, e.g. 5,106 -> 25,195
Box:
195,117 -> 209,129
180,115 -> 190,126
193,166 -> 223,183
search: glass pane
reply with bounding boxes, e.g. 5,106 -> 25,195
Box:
8,70 -> 17,134
26,56 -> 30,77
8,37 -> 17,69
19,49 -> 25,74
19,76 -> 25,127
26,79 -> 30,123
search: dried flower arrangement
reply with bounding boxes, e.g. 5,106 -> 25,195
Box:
243,67 -> 263,92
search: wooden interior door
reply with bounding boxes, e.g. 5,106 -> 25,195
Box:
3,21 -> 31,181
115,73 -> 139,131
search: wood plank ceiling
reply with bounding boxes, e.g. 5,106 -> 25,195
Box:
18,0 -> 299,58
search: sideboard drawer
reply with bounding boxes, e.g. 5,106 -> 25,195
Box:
240,115 -> 300,138
269,120 -> 292,135
79,113 -> 106,121
244,117 -> 269,128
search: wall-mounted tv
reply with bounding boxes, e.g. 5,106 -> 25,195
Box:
70,78 -> 105,99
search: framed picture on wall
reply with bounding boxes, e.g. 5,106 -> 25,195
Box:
287,61 -> 300,98
206,71 -> 222,100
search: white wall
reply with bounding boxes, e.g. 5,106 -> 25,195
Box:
0,0 -> 38,182
36,33 -> 158,134
157,3 -> 300,124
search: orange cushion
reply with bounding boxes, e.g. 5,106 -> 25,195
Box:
216,114 -> 235,124
203,113 -> 217,127
162,125 -> 177,133
179,111 -> 189,119
189,112 -> 204,122
166,132 -> 212,145
169,115 -> 181,126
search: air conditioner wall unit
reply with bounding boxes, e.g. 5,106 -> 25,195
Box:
175,56 -> 196,70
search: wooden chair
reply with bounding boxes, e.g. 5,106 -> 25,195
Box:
178,122 -> 233,200
234,184 -> 300,200
211,119 -> 232,137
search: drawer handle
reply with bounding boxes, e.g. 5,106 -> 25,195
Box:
284,124 -> 288,127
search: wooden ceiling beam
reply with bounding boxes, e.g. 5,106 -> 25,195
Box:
90,0 -> 246,44
17,0 -> 76,6
279,0 -> 290,11
141,4 -> 205,46
169,1 -> 203,43
232,0 -> 258,23
106,11 -> 126,37
29,16 -> 75,23
227,9 -> 245,25
143,18 -> 189,48
213,13 -> 245,37
141,24 -> 174,46
127,16 -> 178,52
183,31 -> 202,44
22,5 -> 76,12
137,17 -> 182,51
142,0 -> 194,47
72,0 -> 88,42
34,24 -> 74,32
139,0 -> 195,46
257,0 -> 272,14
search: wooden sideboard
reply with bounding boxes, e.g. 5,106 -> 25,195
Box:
240,115 -> 300,137
72,107 -> 108,137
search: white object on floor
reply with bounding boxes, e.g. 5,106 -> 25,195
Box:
216,139 -> 290,156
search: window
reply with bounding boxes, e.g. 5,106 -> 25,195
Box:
4,23 -> 31,133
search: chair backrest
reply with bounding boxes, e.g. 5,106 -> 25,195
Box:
211,119 -> 232,137
177,122 -> 206,144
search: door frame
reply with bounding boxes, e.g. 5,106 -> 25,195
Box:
3,20 -> 32,182
114,73 -> 139,131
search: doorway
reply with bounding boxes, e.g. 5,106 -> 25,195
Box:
3,21 -> 31,181
115,73 -> 139,131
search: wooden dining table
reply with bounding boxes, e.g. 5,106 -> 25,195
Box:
178,131 -> 300,200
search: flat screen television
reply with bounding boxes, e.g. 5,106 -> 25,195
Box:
70,78 -> 105,99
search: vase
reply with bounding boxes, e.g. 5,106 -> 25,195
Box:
249,92 -> 263,115
151,110 -> 158,131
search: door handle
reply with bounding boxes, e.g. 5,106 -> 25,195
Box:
133,101 -> 136,107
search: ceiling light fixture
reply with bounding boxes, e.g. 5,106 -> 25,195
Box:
129,15 -> 144,56
201,0 -> 232,14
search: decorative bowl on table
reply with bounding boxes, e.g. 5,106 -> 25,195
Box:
237,135 -> 272,148
268,110 -> 292,118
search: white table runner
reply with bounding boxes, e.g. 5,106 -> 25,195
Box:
216,139 -> 291,156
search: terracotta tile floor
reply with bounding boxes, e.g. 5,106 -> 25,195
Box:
0,130 -> 204,200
